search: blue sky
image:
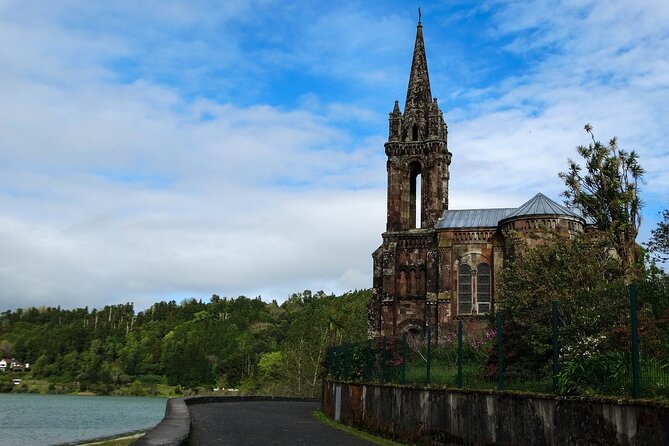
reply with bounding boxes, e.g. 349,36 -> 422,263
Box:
1,0 -> 667,311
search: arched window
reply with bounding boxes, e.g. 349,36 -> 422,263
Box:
412,124 -> 418,141
409,162 -> 422,229
457,264 -> 472,314
415,173 -> 421,228
477,264 -> 491,314
458,263 -> 492,315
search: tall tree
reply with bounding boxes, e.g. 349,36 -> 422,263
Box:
560,124 -> 644,280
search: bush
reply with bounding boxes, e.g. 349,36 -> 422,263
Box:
558,351 -> 628,396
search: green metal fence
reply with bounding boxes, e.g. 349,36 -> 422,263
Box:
636,282 -> 669,399
327,285 -> 669,400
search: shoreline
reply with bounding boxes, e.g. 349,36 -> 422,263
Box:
72,430 -> 146,445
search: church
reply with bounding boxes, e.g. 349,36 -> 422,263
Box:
368,19 -> 590,339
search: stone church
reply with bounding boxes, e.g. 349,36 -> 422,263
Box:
368,20 -> 589,339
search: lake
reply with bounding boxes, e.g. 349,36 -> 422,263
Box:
0,393 -> 167,446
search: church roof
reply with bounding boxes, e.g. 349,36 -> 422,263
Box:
435,193 -> 586,229
436,208 -> 515,229
500,193 -> 582,222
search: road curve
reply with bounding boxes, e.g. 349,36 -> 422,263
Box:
188,400 -> 376,445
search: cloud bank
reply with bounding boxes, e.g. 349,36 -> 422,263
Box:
0,0 -> 667,310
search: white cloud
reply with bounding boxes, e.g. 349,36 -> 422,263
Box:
0,72 -> 385,309
0,4 -> 388,310
0,0 -> 667,312
447,0 -> 669,225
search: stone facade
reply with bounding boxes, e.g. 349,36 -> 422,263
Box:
368,21 -> 589,339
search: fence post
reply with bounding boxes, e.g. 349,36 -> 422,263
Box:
426,326 -> 432,385
551,301 -> 559,393
366,339 -> 372,382
382,336 -> 388,383
401,332 -> 407,384
456,319 -> 463,388
496,312 -> 504,390
630,283 -> 641,398
332,346 -> 339,379
326,346 -> 332,377
343,344 -> 350,380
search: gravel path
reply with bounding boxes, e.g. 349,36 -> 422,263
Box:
188,400 -> 377,445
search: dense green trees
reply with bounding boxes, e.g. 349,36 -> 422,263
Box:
0,289 -> 371,396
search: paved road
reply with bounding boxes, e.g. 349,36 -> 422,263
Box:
188,401 -> 376,445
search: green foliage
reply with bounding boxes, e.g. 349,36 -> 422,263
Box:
559,124 -> 644,280
497,222 -> 669,397
647,208 -> 669,262
0,289 -> 371,397
557,351 -> 629,396
498,231 -> 628,386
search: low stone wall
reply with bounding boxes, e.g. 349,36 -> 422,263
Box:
132,398 -> 190,446
132,395 -> 319,445
322,381 -> 669,445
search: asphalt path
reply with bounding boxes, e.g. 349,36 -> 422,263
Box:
188,400 -> 377,445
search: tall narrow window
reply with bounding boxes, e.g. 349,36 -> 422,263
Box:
415,173 -> 421,228
457,264 -> 472,314
409,162 -> 422,229
412,124 -> 418,141
477,264 -> 491,314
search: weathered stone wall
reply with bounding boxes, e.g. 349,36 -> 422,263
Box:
437,229 -> 500,317
322,381 -> 669,445
371,230 -> 441,338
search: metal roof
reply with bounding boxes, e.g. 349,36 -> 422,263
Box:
501,193 -> 581,221
435,193 -> 588,229
435,208 -> 515,229
570,205 -> 598,225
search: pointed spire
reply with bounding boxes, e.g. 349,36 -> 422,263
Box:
405,19 -> 432,111
392,100 -> 401,114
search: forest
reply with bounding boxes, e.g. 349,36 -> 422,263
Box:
0,289 -> 370,397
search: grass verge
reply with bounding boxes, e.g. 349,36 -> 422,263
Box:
313,409 -> 411,446
74,431 -> 144,446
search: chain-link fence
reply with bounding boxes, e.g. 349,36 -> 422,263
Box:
327,285 -> 669,400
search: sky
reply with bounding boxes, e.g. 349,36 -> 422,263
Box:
1,0 -> 667,312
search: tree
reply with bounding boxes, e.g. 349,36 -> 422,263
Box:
0,339 -> 13,357
497,231 -> 629,390
647,209 -> 669,262
559,124 -> 644,280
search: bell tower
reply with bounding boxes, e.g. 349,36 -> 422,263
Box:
386,20 -> 451,231
369,18 -> 452,338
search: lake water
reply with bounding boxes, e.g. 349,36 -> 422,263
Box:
0,393 -> 167,446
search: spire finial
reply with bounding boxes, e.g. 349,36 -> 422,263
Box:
418,7 -> 422,24
405,10 -> 431,110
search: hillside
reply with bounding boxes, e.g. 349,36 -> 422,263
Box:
0,289 -> 370,397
